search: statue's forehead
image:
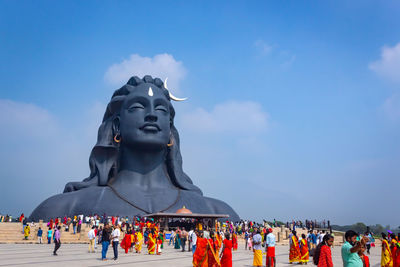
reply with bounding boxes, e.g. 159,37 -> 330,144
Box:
126,83 -> 167,99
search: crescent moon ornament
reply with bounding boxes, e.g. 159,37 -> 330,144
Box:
164,77 -> 188,101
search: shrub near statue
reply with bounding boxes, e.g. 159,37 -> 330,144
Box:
30,75 -> 239,222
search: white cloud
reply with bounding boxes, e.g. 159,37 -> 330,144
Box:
369,42 -> 400,84
180,101 -> 269,135
104,53 -> 187,92
254,40 -> 273,55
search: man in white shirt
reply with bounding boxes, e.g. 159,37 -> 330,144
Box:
188,229 -> 193,252
111,225 -> 121,260
252,229 -> 263,266
190,230 -> 197,254
265,228 -> 276,267
88,226 -> 96,253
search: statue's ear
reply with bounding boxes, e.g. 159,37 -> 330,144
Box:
112,116 -> 120,135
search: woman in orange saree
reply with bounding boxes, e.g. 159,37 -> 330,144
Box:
300,234 -> 309,264
147,230 -> 156,255
215,232 -> 222,255
232,233 -> 238,251
289,231 -> 301,264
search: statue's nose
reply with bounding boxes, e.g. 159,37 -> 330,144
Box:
145,112 -> 158,122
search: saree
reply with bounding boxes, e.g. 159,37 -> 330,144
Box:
289,236 -> 301,263
193,237 -> 208,267
392,240 -> 400,267
382,239 -> 393,267
221,239 -> 232,267
215,235 -> 222,254
300,239 -> 309,263
175,233 -> 181,249
207,239 -> 221,267
135,232 -> 143,253
148,233 -> 156,254
120,234 -> 132,254
232,233 -> 238,251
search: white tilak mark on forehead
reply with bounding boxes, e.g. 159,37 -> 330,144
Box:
148,87 -> 154,97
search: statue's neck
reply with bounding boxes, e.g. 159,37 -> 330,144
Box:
113,146 -> 174,190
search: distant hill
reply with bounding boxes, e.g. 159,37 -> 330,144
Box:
331,222 -> 398,236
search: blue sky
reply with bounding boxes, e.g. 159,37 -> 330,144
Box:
1,1 -> 399,226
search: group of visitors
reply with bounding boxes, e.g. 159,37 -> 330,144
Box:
4,213 -> 400,267
288,230 -> 310,264
381,232 -> 400,267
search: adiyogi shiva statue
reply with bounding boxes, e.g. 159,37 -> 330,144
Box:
30,75 -> 239,222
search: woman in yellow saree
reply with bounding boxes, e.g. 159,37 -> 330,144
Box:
135,231 -> 143,253
381,233 -> 393,267
289,231 -> 301,264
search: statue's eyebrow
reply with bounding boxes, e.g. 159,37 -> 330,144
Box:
125,96 -> 149,107
154,97 -> 169,107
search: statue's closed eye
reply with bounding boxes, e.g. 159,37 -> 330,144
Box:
128,103 -> 145,110
155,105 -> 167,113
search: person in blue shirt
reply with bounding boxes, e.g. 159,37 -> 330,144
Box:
47,228 -> 52,244
37,227 -> 43,244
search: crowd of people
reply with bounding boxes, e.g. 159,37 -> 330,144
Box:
2,213 -> 400,267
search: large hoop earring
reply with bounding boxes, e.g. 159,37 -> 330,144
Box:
167,138 -> 174,147
114,134 -> 121,143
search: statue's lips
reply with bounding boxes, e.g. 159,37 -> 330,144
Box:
140,123 -> 160,132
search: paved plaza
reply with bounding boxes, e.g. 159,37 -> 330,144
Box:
0,243 -> 382,266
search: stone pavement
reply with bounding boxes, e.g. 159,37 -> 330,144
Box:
0,243 -> 381,267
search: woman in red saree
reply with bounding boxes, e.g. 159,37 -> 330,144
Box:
120,230 -> 133,254
232,233 -> 238,251
390,234 -> 399,267
300,234 -> 309,264
289,231 -> 301,264
220,233 -> 232,267
193,233 -> 209,267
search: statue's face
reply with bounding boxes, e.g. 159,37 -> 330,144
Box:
119,83 -> 171,150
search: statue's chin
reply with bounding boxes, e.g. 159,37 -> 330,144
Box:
124,141 -> 167,151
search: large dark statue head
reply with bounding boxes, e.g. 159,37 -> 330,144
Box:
30,75 -> 239,222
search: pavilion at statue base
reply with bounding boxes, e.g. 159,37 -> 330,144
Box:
146,207 -> 229,231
